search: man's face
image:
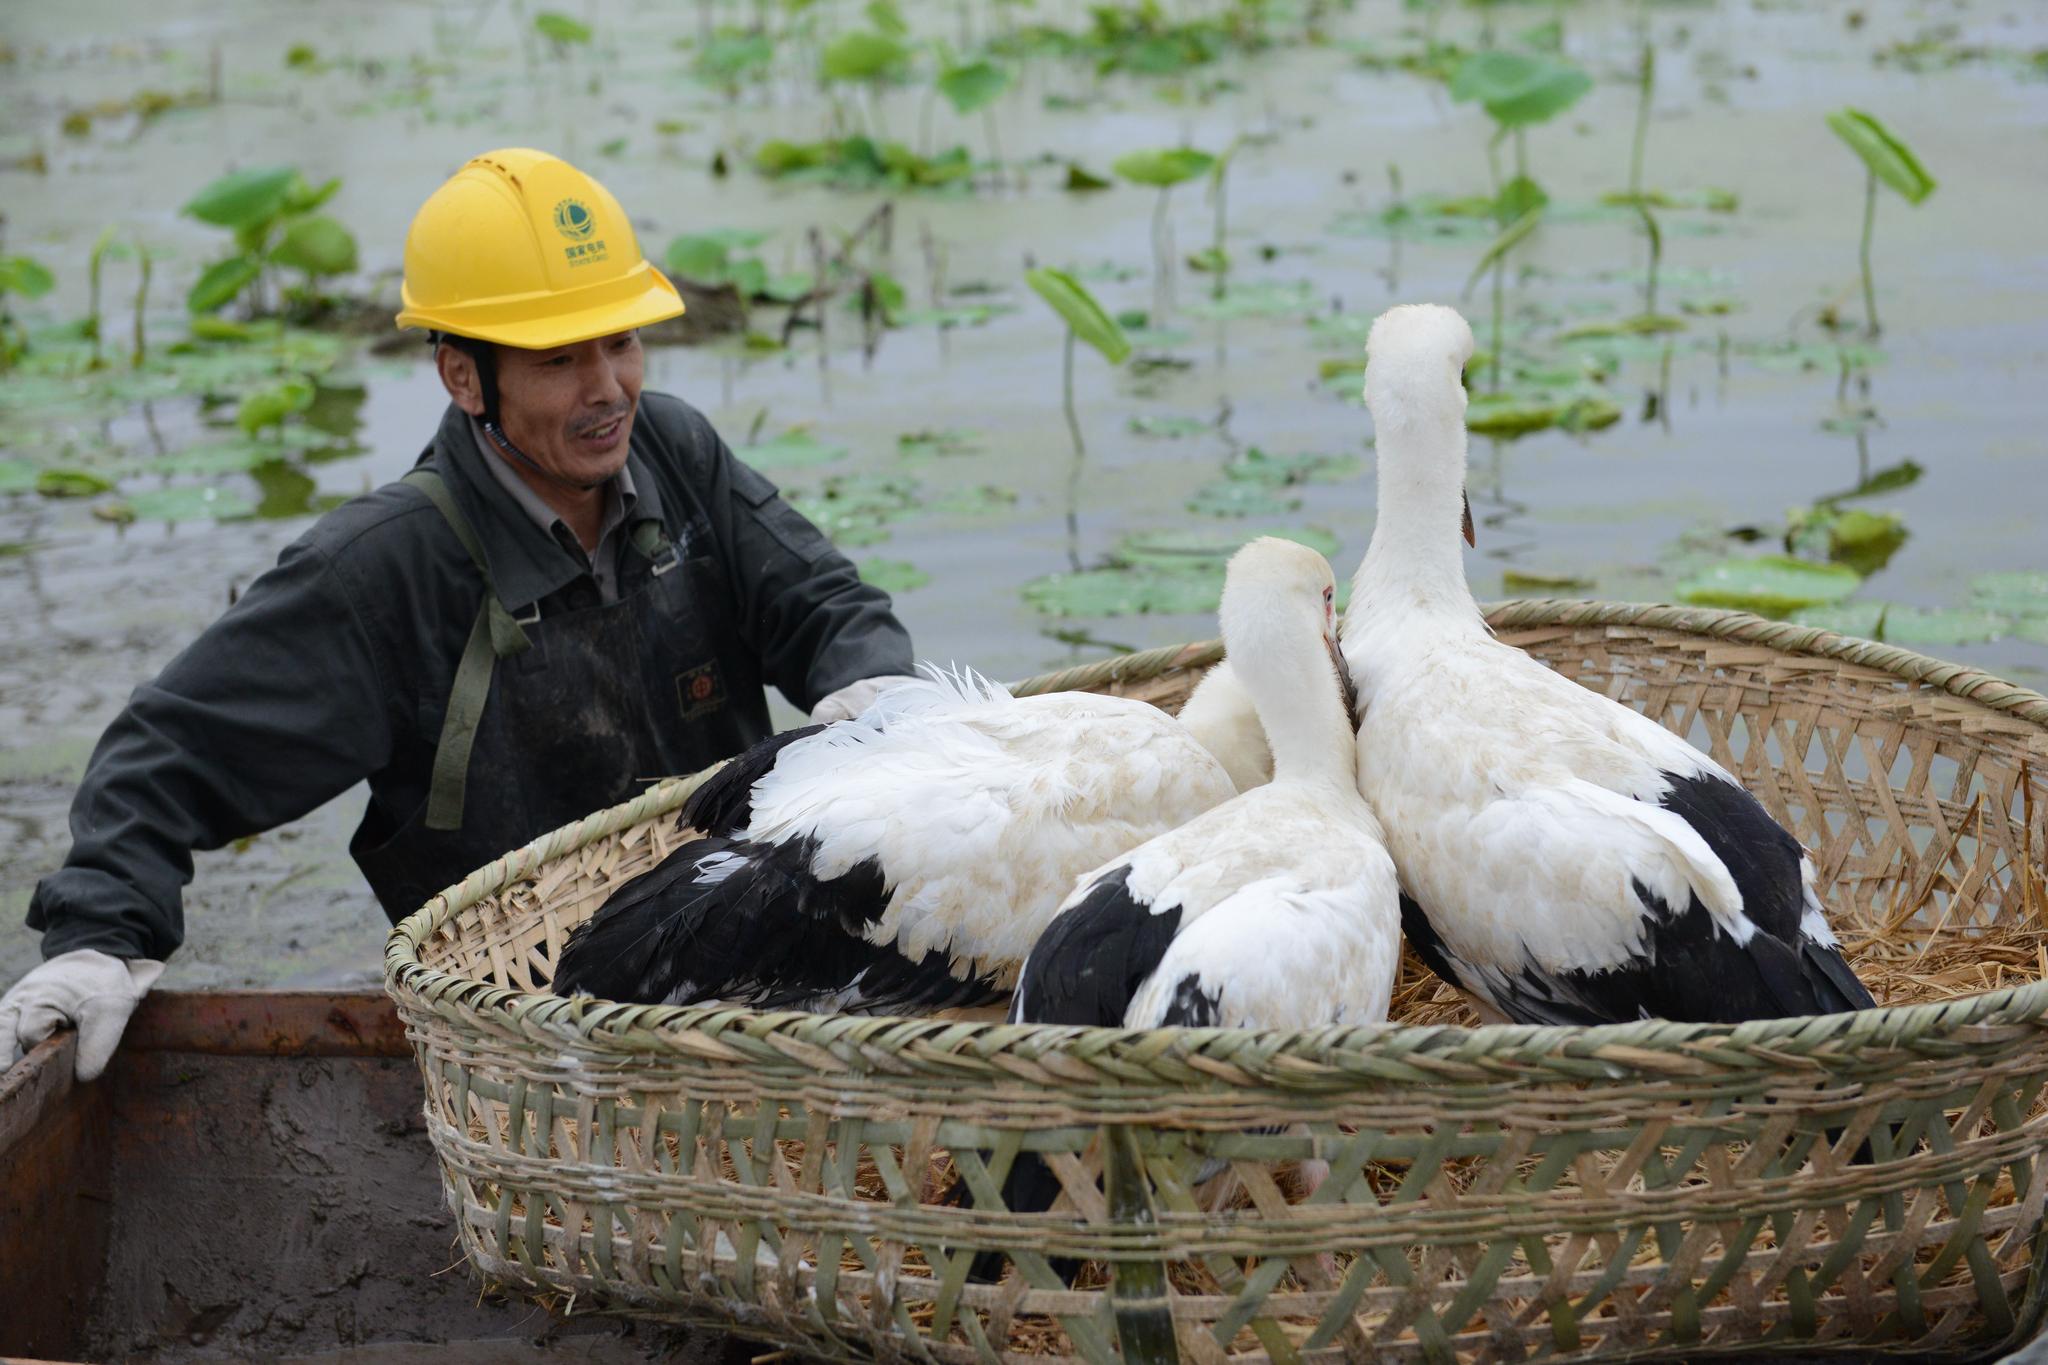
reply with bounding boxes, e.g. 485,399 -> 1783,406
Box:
449,330 -> 645,489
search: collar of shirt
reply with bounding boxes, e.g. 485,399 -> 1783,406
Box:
427,403 -> 668,615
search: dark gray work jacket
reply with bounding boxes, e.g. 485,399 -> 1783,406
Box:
28,393 -> 913,960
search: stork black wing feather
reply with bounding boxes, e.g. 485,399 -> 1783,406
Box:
1013,865 -> 1183,1028
1404,771 -> 1876,1027
552,836 -> 744,1001
680,724 -> 829,836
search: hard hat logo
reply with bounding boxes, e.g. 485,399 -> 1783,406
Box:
552,198 -> 597,241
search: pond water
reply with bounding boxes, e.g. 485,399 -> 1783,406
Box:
2,0 -> 2044,988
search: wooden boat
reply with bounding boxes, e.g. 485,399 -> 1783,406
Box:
0,990 -> 728,1364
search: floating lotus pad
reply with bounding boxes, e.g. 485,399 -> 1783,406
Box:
1677,555 -> 1862,614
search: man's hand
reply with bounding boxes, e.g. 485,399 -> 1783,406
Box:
810,675 -> 915,724
0,949 -> 164,1082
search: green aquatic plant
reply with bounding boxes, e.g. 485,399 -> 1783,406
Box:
1445,45 -> 1587,387
1190,138 -> 1245,291
130,243 -> 152,369
84,227 -> 121,369
237,377 -> 316,438
37,469 -> 115,499
1023,526 -> 1339,619
936,58 -> 1010,114
1113,147 -> 1215,324
895,428 -> 982,459
736,427 -> 849,469
1503,568 -> 1594,594
693,28 -> 776,91
823,29 -> 913,82
1825,108 -> 1937,338
791,472 -> 922,547
533,12 -> 594,50
1784,503 -> 1908,577
181,166 -> 357,319
822,27 -> 913,135
1025,267 -> 1131,571
1450,49 -> 1591,129
1465,388 -> 1619,437
1187,445 -> 1359,519
1450,46 -> 1590,212
858,557 -> 931,593
754,136 -> 971,190
1461,206 -> 1542,392
1610,44 -> 1673,321
0,252 -> 55,369
1677,554 -> 1862,616
69,230 -> 156,371
989,0 -> 1269,78
663,229 -> 812,302
1626,43 -> 1652,201
1790,600 -> 2010,649
935,57 -> 1011,170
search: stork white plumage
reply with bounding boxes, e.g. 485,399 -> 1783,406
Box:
1345,303 -> 1875,1026
1174,659 -> 1271,793
972,537 -> 1399,1283
551,666 -> 1240,1013
1013,536 -> 1397,1035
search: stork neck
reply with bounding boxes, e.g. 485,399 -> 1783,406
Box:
1351,404 -> 1483,634
1233,626 -> 1356,789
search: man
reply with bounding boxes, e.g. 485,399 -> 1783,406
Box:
0,148 -> 913,1079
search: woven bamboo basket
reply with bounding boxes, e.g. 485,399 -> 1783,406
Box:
385,601 -> 2048,1364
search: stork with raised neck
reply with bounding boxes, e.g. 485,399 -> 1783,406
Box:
1343,302 -> 1874,1028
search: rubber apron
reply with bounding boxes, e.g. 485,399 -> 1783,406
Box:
353,467 -> 765,920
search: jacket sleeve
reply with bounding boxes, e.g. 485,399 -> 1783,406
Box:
27,538 -> 399,963
688,414 -> 915,712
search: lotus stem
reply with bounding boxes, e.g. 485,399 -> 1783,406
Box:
1859,167 -> 1880,338
1489,257 -> 1504,393
1635,200 -> 1661,317
1628,44 -> 1653,199
1061,328 -> 1084,574
1211,160 -> 1229,299
132,245 -> 150,368
1151,188 -> 1172,324
87,245 -> 105,369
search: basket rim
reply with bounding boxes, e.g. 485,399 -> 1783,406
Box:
383,599 -> 2048,1085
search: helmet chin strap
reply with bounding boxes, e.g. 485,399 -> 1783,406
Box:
479,419 -> 608,494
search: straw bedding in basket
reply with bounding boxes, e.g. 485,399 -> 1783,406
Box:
386,602 -> 2048,1364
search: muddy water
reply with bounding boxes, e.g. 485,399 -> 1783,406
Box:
2,0 -> 2045,988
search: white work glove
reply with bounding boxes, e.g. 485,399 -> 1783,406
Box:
0,949 -> 164,1082
810,675 -> 915,724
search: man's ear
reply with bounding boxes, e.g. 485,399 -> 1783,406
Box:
436,341 -> 487,417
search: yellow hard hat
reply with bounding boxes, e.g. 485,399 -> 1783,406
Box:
394,147 -> 683,348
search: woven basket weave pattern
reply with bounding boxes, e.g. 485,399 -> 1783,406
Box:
386,603 -> 2048,1364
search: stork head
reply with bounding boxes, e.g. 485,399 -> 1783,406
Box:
1219,537 -> 1358,732
1364,303 -> 1474,420
1363,303 -> 1478,547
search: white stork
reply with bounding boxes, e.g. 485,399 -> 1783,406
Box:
1344,303 -> 1874,1026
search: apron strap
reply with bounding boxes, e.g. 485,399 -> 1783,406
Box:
629,517 -> 677,572
401,468 -> 531,833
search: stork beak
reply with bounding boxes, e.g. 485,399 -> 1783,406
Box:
1328,634 -> 1360,730
1462,491 -> 1476,547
